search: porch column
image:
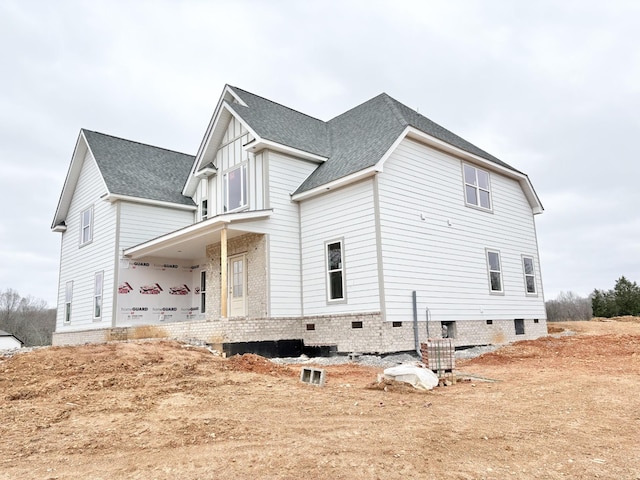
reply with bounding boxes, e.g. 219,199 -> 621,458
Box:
220,227 -> 228,317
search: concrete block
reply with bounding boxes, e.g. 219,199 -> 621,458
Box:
300,367 -> 326,387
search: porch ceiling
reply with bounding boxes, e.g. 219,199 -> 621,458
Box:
123,209 -> 272,260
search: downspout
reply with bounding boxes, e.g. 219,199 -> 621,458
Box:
412,291 -> 420,357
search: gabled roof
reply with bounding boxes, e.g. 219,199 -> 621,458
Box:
52,130 -> 195,229
83,130 -> 195,206
295,93 -> 522,194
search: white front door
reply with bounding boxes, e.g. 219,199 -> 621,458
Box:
228,254 -> 247,317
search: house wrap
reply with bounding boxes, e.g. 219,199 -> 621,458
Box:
51,85 -> 547,353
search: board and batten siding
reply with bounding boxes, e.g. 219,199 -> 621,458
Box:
300,179 -> 380,315
118,202 -> 194,251
261,151 -> 318,316
377,137 -> 546,323
201,116 -> 263,216
56,151 -> 116,331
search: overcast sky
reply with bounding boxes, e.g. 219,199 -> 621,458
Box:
1,0 -> 638,307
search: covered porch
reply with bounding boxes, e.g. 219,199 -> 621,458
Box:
120,210 -> 272,324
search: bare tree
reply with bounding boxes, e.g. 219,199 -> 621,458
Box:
0,288 -> 55,346
545,291 -> 592,321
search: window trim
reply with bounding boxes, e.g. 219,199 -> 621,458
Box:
200,270 -> 206,314
462,163 -> 493,212
223,163 -> 248,213
201,199 -> 208,221
64,281 -> 73,324
485,248 -> 504,295
521,255 -> 538,296
325,239 -> 347,304
80,205 -> 94,246
93,271 -> 103,320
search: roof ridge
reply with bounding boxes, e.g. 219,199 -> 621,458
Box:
327,92 -> 388,123
381,93 -> 409,128
81,129 -> 194,158
229,86 -> 328,124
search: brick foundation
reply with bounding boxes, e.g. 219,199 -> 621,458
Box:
53,314 -> 548,353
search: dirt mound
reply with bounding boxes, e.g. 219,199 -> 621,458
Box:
593,315 -> 640,323
225,353 -> 296,377
366,378 -> 426,394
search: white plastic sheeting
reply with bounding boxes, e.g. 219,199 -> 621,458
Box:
383,364 -> 439,390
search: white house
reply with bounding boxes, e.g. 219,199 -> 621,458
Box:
51,85 -> 547,353
0,330 -> 23,350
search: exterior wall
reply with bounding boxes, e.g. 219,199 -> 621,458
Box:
377,138 -> 547,327
205,233 -> 268,319
119,201 -> 194,250
201,116 -> 263,217
262,151 -> 319,316
52,315 -> 548,352
299,179 -> 380,315
55,150 -> 117,332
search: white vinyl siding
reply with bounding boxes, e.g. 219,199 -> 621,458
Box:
377,137 -> 546,323
118,202 -> 194,250
300,179 -> 379,315
56,150 -> 116,330
262,152 -> 318,316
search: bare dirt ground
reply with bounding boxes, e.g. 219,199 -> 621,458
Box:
1,320 -> 639,480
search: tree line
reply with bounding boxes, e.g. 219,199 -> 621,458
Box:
0,289 -> 56,347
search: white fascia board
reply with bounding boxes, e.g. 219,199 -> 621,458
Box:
291,166 -> 379,201
103,193 -> 197,211
123,209 -> 272,258
401,126 -> 544,214
244,137 -> 327,163
51,131 -> 93,229
183,101 -> 258,197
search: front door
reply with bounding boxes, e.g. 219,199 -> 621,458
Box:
228,254 -> 247,317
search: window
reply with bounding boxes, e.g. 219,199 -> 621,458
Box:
522,256 -> 537,294
463,164 -> 491,210
223,164 -> 247,212
94,272 -> 103,319
80,206 -> 93,245
486,249 -> 503,293
200,270 -> 206,314
514,319 -> 525,335
201,199 -> 208,220
326,240 -> 345,302
64,281 -> 73,323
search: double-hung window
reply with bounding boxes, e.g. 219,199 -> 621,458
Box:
64,281 -> 73,324
200,179 -> 208,220
522,256 -> 537,294
486,249 -> 503,294
326,240 -> 345,302
80,206 -> 93,245
463,164 -> 491,210
223,164 -> 247,212
94,272 -> 103,319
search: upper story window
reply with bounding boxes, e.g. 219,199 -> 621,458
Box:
522,256 -> 537,295
463,164 -> 492,210
486,249 -> 503,294
326,240 -> 346,302
223,164 -> 247,213
80,206 -> 93,245
201,199 -> 208,220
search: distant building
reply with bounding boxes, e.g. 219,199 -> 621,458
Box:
0,330 -> 23,349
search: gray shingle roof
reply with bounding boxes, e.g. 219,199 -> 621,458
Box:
229,87 -> 330,157
227,87 -> 520,194
83,130 -> 195,206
